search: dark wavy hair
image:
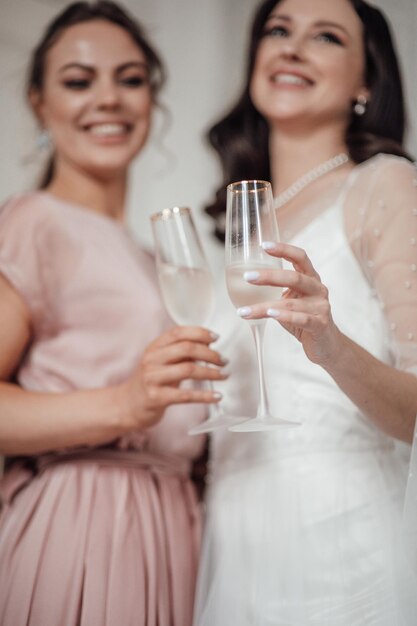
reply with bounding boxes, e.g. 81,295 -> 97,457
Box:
206,0 -> 411,241
28,0 -> 166,188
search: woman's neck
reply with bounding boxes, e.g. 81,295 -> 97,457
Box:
269,124 -> 349,196
46,163 -> 128,222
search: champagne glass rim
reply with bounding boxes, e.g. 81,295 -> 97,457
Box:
150,206 -> 191,222
227,180 -> 271,193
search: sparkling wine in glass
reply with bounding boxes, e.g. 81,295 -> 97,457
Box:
151,206 -> 244,434
225,180 -> 300,432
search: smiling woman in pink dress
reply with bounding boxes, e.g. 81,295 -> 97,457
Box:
0,3 -> 226,625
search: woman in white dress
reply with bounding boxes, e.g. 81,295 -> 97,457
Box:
194,0 -> 417,624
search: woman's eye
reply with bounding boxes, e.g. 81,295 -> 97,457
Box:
264,25 -> 289,38
120,76 -> 148,88
315,32 -> 343,45
63,79 -> 90,90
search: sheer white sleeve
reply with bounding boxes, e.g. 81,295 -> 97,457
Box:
344,154 -> 417,586
346,155 -> 417,375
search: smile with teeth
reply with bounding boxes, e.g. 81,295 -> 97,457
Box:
86,123 -> 131,137
272,73 -> 311,86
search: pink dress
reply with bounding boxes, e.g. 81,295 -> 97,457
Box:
0,192 -> 206,626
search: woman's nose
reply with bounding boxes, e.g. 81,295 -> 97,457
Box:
95,79 -> 121,109
280,36 -> 305,61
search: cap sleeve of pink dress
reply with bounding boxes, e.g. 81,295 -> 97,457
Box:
0,192 -> 206,626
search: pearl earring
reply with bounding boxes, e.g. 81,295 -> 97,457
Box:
36,128 -> 53,152
353,94 -> 367,116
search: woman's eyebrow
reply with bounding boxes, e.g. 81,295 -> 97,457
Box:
58,60 -> 148,74
115,61 -> 149,73
58,62 -> 95,73
266,14 -> 350,38
314,20 -> 350,37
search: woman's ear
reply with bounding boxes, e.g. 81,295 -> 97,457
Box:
356,87 -> 371,105
28,88 -> 45,126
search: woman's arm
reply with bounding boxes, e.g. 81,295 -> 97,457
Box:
238,241 -> 417,443
320,330 -> 416,442
238,158 -> 417,443
0,274 -> 225,455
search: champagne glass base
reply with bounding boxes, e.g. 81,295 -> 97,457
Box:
188,415 -> 249,435
229,416 -> 301,432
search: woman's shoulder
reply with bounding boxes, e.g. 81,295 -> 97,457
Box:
0,190 -> 128,239
1,190 -> 53,211
346,153 -> 417,237
0,190 -> 61,230
355,153 -> 416,179
347,153 -> 417,203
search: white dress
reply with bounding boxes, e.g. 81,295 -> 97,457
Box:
194,154 -> 417,625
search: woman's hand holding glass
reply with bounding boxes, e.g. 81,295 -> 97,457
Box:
237,240 -> 340,369
120,325 -> 226,431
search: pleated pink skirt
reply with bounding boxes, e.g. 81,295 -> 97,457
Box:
0,450 -> 201,626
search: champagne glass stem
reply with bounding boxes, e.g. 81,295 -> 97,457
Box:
199,368 -> 222,417
230,318 -> 300,432
250,320 -> 270,419
187,366 -> 246,435
207,381 -> 222,417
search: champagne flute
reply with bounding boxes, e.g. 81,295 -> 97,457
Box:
151,206 -> 244,434
225,180 -> 300,432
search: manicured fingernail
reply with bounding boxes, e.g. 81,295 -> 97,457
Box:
212,391 -> 223,400
262,241 -> 276,250
267,308 -> 280,318
244,271 -> 260,281
220,356 -> 229,365
237,306 -> 252,317
210,331 -> 219,341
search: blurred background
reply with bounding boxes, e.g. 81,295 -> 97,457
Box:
0,0 -> 416,261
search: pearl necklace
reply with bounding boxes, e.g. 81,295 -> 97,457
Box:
274,152 -> 349,209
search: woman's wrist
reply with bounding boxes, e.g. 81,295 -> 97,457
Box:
109,380 -> 141,435
111,378 -> 160,434
318,328 -> 350,373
